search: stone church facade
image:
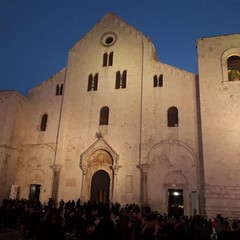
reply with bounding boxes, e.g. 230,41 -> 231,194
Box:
0,13 -> 240,218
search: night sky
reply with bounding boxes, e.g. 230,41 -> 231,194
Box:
1,0 -> 239,95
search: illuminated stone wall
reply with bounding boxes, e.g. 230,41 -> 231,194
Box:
198,34 -> 240,218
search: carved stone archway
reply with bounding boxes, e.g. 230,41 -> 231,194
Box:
80,136 -> 119,202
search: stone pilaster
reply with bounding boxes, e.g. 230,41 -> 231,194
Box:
137,163 -> 150,206
80,165 -> 87,201
50,164 -> 62,204
110,164 -> 120,202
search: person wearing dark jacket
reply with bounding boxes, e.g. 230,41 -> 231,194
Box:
36,208 -> 66,240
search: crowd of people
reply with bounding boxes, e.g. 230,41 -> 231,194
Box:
0,198 -> 240,240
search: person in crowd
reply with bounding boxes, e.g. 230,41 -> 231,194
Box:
36,207 -> 66,240
78,218 -> 103,240
97,209 -> 117,240
115,214 -> 136,240
139,214 -> 158,240
190,215 -> 212,240
217,220 -> 234,240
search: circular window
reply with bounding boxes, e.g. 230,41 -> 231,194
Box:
105,37 -> 114,45
101,32 -> 117,47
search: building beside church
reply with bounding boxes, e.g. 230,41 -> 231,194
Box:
0,13 -> 240,218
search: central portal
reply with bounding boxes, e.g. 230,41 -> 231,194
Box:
90,170 -> 110,203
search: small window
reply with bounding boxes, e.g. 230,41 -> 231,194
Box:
167,107 -> 178,127
40,114 -> 48,131
159,75 -> 163,87
103,53 -> 108,67
56,84 -> 60,95
153,75 -> 163,87
101,32 -> 117,46
115,70 -> 127,89
59,84 -> 64,95
227,55 -> 240,81
87,73 -> 98,91
56,84 -> 64,95
105,37 -> 114,45
93,74 -> 98,91
109,52 -> 113,66
103,52 -> 113,67
99,106 -> 109,125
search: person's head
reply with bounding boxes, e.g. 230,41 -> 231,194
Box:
47,208 -> 61,225
222,221 -> 231,231
85,219 -> 96,235
193,215 -> 204,227
146,214 -> 157,227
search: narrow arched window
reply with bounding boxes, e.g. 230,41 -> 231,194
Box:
115,70 -> 127,89
109,52 -> 113,66
99,107 -> 109,125
116,71 -> 121,89
167,107 -> 178,127
87,73 -> 98,91
159,75 -> 163,87
103,52 -> 114,67
122,70 -> 127,88
103,53 -> 108,67
56,84 -> 64,95
40,114 -> 48,131
153,75 -> 158,87
227,55 -> 240,81
59,84 -> 64,95
93,73 -> 98,91
56,84 -> 60,95
153,75 -> 163,87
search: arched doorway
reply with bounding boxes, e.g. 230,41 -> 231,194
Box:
29,184 -> 41,200
168,189 -> 184,217
90,170 -> 110,203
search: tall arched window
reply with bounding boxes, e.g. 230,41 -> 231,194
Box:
56,84 -> 64,95
87,73 -> 98,91
103,52 -> 113,67
99,107 -> 109,125
227,55 -> 240,81
153,75 -> 163,87
167,107 -> 178,127
40,114 -> 48,131
115,70 -> 127,89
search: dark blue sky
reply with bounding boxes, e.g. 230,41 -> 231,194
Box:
1,0 -> 239,95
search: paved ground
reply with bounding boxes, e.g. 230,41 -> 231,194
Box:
0,229 -> 19,240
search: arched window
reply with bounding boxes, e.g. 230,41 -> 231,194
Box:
56,84 -> 60,95
59,84 -> 64,95
99,107 -> 109,125
167,107 -> 178,127
109,52 -> 113,66
103,52 -> 113,67
115,70 -> 127,89
87,73 -> 98,91
227,55 -> 240,81
153,74 -> 163,87
56,84 -> 64,95
40,114 -> 48,131
103,53 -> 108,67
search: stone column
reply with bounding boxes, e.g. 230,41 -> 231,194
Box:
110,164 -> 120,202
137,163 -> 150,206
50,164 -> 62,205
80,165 -> 87,201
